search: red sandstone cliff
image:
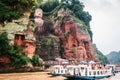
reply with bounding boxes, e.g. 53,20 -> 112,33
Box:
54,9 -> 96,62
33,8 -> 97,62
55,16 -> 95,60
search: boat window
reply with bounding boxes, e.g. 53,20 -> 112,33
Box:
103,71 -> 105,74
89,71 -> 91,75
65,70 -> 67,73
105,71 -> 107,73
97,71 -> 99,75
93,71 -> 96,75
81,67 -> 84,70
61,70 -> 63,73
101,71 -> 102,74
55,67 -> 57,69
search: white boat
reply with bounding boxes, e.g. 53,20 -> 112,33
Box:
50,64 -> 113,80
64,64 -> 113,80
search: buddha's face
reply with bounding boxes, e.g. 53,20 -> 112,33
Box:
34,9 -> 43,18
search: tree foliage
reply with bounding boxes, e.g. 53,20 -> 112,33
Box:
31,54 -> 42,66
38,0 -> 92,26
0,32 -> 9,55
0,2 -> 19,22
60,0 -> 92,26
40,0 -> 59,12
0,0 -> 39,23
93,44 -> 109,65
8,46 -> 29,68
0,33 -> 29,67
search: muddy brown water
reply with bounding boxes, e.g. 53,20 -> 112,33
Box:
0,72 -> 66,80
0,72 -> 120,80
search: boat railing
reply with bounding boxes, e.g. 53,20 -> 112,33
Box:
51,65 -> 67,74
87,69 -> 112,76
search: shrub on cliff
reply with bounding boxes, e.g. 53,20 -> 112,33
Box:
0,32 -> 9,55
93,44 -> 109,65
31,54 -> 43,67
0,0 -> 39,23
8,46 -> 29,68
0,2 -> 19,22
40,0 -> 59,12
0,32 -> 29,68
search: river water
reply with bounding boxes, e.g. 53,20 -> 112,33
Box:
0,72 -> 66,80
0,72 -> 120,80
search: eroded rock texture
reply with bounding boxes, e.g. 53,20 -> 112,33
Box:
54,9 -> 96,61
34,9 -> 60,60
34,8 -> 96,61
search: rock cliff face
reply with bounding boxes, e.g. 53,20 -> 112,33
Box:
0,12 -> 36,58
34,9 -> 60,61
0,8 -> 97,62
34,8 -> 96,61
54,11 -> 95,61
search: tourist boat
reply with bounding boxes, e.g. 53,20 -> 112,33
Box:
49,59 -> 113,79
64,64 -> 113,80
50,61 -> 113,80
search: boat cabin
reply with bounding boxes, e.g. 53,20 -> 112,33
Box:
50,65 -> 67,76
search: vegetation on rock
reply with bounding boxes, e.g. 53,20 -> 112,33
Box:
40,0 -> 59,12
31,54 -> 43,66
39,0 -> 93,41
93,44 -> 109,65
0,32 -> 9,55
0,0 -> 39,23
0,33 -> 42,68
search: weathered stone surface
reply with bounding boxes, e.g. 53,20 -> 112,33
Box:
33,8 -> 96,61
34,9 -> 60,61
2,16 -> 36,58
54,9 -> 96,62
23,40 -> 36,58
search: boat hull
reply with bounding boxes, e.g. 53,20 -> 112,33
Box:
65,75 -> 111,80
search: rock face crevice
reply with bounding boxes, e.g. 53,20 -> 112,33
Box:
34,8 -> 96,62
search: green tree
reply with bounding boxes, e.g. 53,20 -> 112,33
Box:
0,0 -> 39,23
31,54 -> 42,66
0,32 -> 9,55
8,45 -> 29,68
0,32 -> 29,67
0,2 -> 19,22
40,0 -> 59,12
93,44 -> 109,65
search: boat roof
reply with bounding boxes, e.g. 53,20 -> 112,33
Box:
66,65 -> 78,68
78,64 -> 88,67
53,65 -> 64,67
